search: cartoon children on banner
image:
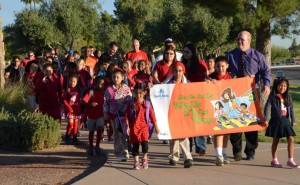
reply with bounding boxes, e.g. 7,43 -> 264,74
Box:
212,87 -> 260,130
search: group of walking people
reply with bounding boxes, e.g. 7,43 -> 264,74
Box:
4,30 -> 298,169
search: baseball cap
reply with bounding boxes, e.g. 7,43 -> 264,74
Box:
164,38 -> 173,44
68,49 -> 73,54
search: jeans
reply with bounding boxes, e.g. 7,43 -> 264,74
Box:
189,136 -> 206,153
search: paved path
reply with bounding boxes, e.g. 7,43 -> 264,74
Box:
75,132 -> 300,185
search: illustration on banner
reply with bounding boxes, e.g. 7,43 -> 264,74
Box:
211,87 -> 261,130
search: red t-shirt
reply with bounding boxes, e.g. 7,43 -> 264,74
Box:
127,69 -> 138,78
63,88 -> 81,116
153,60 -> 173,82
83,89 -> 104,119
77,69 -> 92,88
22,57 -> 35,67
35,75 -> 62,116
185,60 -> 208,82
26,73 -> 36,95
209,71 -> 232,80
124,50 -> 149,65
133,73 -> 152,86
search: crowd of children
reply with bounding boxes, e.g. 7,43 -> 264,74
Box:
4,41 -> 298,170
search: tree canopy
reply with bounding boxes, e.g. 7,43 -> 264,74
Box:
4,0 -> 300,61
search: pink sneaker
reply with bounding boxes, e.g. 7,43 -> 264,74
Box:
142,158 -> 149,169
133,161 -> 141,170
271,160 -> 282,168
287,161 -> 300,168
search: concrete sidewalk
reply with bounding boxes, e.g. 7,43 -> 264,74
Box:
75,133 -> 300,185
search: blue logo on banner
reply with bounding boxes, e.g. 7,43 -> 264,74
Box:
154,88 -> 169,98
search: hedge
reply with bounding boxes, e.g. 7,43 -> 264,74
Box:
0,84 -> 61,152
0,108 -> 61,151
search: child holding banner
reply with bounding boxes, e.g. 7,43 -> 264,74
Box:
125,83 -> 159,170
264,77 -> 298,168
208,56 -> 234,166
167,62 -> 193,168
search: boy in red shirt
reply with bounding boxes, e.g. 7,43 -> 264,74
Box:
208,56 -> 235,166
83,76 -> 105,156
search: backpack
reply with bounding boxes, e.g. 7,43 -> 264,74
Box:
130,100 -> 154,139
107,86 -> 125,133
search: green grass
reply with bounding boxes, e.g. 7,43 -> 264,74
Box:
258,85 -> 300,144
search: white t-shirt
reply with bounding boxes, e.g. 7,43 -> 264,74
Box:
152,51 -> 183,71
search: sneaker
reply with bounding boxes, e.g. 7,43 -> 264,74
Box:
223,154 -> 231,164
133,161 -> 141,170
215,156 -> 224,166
72,138 -> 79,145
94,146 -> 101,155
163,140 -> 169,144
88,147 -> 94,156
65,135 -> 71,145
234,152 -> 242,161
207,136 -> 213,144
271,160 -> 282,168
117,155 -> 127,162
169,159 -> 177,166
108,137 -> 114,142
142,158 -> 149,169
246,154 -> 255,160
199,150 -> 207,156
184,159 -> 193,168
287,161 -> 300,168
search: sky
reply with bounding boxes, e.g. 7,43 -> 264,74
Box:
0,0 -> 299,49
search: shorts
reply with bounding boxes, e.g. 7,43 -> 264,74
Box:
67,114 -> 81,119
87,117 -> 104,131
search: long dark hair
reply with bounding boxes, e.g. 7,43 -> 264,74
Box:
162,45 -> 177,64
182,43 -> 200,74
271,77 -> 291,107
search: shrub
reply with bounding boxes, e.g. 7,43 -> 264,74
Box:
0,109 -> 61,151
0,83 -> 30,114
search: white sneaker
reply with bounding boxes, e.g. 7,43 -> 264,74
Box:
117,156 -> 127,162
223,154 -> 231,164
216,156 -> 224,166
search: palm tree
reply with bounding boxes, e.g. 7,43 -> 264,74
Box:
21,0 -> 42,10
33,0 -> 41,10
20,0 -> 33,10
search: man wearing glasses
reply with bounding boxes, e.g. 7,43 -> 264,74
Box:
21,51 -> 35,68
226,30 -> 271,161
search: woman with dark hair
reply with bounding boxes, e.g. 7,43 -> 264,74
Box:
152,45 -> 177,84
94,50 -> 102,60
182,43 -> 208,82
182,43 -> 209,156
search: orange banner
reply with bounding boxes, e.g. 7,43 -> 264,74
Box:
150,77 -> 266,140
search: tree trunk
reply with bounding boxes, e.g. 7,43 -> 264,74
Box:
255,20 -> 271,66
0,4 -> 5,88
255,0 -> 272,67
